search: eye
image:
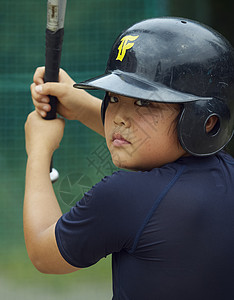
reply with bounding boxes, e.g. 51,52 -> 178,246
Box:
109,96 -> 119,103
135,99 -> 151,107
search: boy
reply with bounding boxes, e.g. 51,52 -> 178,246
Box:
25,17 -> 234,299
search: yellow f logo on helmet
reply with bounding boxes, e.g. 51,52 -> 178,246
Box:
116,35 -> 139,61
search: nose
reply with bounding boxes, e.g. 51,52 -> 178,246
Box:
114,117 -> 131,127
113,105 -> 131,128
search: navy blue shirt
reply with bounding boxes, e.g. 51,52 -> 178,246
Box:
55,151 -> 234,299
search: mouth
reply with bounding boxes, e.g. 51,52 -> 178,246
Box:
112,133 -> 131,147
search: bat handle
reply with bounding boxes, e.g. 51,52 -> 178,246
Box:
44,28 -> 64,182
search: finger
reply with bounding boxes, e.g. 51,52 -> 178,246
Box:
34,82 -> 66,99
33,66 -> 45,85
31,83 -> 50,105
34,107 -> 45,118
31,93 -> 50,105
32,99 -> 50,114
33,100 -> 51,113
31,83 -> 49,102
35,108 -> 46,118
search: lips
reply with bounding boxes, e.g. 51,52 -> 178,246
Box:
112,133 -> 131,147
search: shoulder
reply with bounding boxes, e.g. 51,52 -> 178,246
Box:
83,166 -> 182,208
82,170 -> 144,208
88,168 -> 172,193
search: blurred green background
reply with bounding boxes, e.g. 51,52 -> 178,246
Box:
0,0 -> 233,299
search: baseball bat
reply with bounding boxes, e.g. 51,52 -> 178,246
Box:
44,0 -> 67,182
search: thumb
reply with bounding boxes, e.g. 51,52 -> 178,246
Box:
35,82 -> 66,99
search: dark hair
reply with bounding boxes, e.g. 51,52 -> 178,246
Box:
168,103 -> 184,135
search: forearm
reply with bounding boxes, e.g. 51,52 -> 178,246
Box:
72,89 -> 105,136
24,112 -> 78,274
24,152 -> 62,263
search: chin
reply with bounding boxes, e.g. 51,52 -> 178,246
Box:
112,158 -> 147,172
112,159 -> 128,170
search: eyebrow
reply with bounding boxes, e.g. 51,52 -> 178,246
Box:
108,92 -> 117,97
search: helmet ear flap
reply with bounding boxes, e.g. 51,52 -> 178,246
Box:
178,99 -> 232,156
101,93 -> 110,125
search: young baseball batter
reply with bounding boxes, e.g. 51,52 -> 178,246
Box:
24,17 -> 234,299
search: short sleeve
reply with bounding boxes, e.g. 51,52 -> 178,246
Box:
55,171 -> 141,268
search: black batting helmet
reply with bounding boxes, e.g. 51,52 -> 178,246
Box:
74,17 -> 234,156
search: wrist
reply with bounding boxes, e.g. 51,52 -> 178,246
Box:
26,155 -> 52,180
27,150 -> 53,165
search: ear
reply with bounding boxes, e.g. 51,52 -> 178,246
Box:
178,99 -> 230,156
205,115 -> 219,135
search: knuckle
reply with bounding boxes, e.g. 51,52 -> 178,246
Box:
32,99 -> 38,107
30,83 -> 35,91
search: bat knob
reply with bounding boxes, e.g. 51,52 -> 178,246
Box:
50,168 -> 59,183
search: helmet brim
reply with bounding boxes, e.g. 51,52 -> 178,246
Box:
74,70 -> 211,103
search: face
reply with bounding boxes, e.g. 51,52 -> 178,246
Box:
104,93 -> 187,171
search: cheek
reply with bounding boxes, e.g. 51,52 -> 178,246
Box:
138,118 -> 179,154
